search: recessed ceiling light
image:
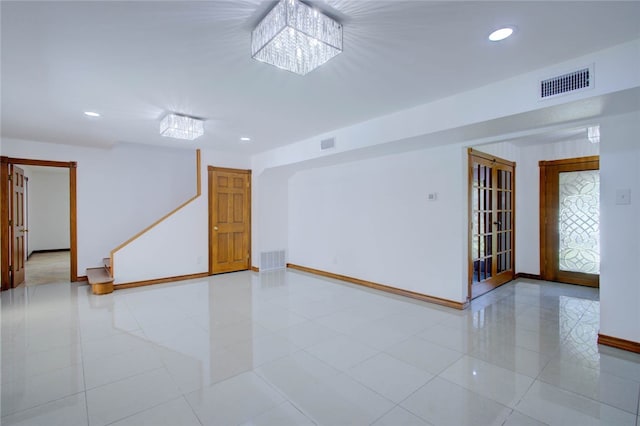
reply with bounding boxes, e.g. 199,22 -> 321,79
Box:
240,137 -> 251,142
488,27 -> 514,42
84,111 -> 101,117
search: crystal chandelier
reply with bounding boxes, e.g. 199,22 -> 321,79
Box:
251,0 -> 343,75
160,114 -> 204,140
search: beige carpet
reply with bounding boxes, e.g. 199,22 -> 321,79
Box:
24,251 -> 70,286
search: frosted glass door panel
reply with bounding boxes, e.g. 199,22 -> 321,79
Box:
558,170 -> 600,274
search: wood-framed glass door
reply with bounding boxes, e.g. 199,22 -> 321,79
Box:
468,149 -> 516,299
540,156 -> 599,287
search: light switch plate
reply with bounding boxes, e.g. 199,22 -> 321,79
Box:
427,193 -> 438,201
616,189 -> 631,205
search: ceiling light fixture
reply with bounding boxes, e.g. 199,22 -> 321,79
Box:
84,111 -> 100,117
251,0 -> 343,75
160,113 -> 204,140
240,137 -> 251,142
588,125 -> 600,144
489,27 -> 514,42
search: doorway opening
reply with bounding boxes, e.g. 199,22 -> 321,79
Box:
208,166 -> 252,275
1,157 -> 78,290
468,148 -> 516,300
23,166 -> 71,286
540,156 -> 600,287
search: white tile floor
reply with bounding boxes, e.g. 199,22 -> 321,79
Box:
2,270 -> 639,426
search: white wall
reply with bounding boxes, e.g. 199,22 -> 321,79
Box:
599,112 -> 640,344
1,139 -> 196,272
251,39 -> 638,307
252,167 -> 292,267
253,39 -> 640,174
112,148 -> 249,283
26,167 -> 70,253
260,136 -> 601,305
113,197 -> 207,282
288,144 -> 468,303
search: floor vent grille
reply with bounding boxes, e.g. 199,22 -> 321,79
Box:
540,66 -> 592,99
260,250 -> 286,271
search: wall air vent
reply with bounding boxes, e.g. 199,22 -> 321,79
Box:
260,250 -> 286,271
321,137 -> 336,150
540,66 -> 593,99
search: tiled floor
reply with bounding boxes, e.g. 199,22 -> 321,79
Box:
23,251 -> 70,286
2,270 -> 639,426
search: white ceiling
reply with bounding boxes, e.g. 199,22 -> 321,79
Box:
2,1 -> 639,154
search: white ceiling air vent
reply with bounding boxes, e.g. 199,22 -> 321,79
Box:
540,65 -> 593,99
321,137 -> 336,150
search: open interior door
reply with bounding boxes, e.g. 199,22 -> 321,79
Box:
11,165 -> 26,286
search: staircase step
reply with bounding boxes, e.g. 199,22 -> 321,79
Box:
103,257 -> 111,273
87,267 -> 114,295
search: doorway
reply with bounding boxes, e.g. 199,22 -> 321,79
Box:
468,149 -> 516,299
208,166 -> 251,274
23,165 -> 71,286
540,156 -> 600,287
1,156 -> 78,290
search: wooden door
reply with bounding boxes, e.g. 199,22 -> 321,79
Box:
468,149 -> 516,299
540,156 -> 599,287
209,167 -> 251,274
11,165 -> 26,286
24,176 -> 29,260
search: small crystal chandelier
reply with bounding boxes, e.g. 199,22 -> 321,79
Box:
160,113 -> 204,140
251,0 -> 343,75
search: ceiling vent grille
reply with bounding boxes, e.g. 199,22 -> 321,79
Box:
540,66 -> 592,99
321,137 -> 336,150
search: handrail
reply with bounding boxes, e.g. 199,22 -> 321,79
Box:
109,149 -> 201,278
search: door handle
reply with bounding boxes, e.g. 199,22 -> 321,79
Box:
214,226 -> 219,231
493,221 -> 502,226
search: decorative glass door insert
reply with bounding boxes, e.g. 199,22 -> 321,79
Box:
558,170 -> 600,274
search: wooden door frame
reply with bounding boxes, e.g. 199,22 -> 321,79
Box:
207,166 -> 252,275
467,148 -> 517,300
1,156 -> 78,290
24,175 -> 29,260
539,155 -> 599,287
